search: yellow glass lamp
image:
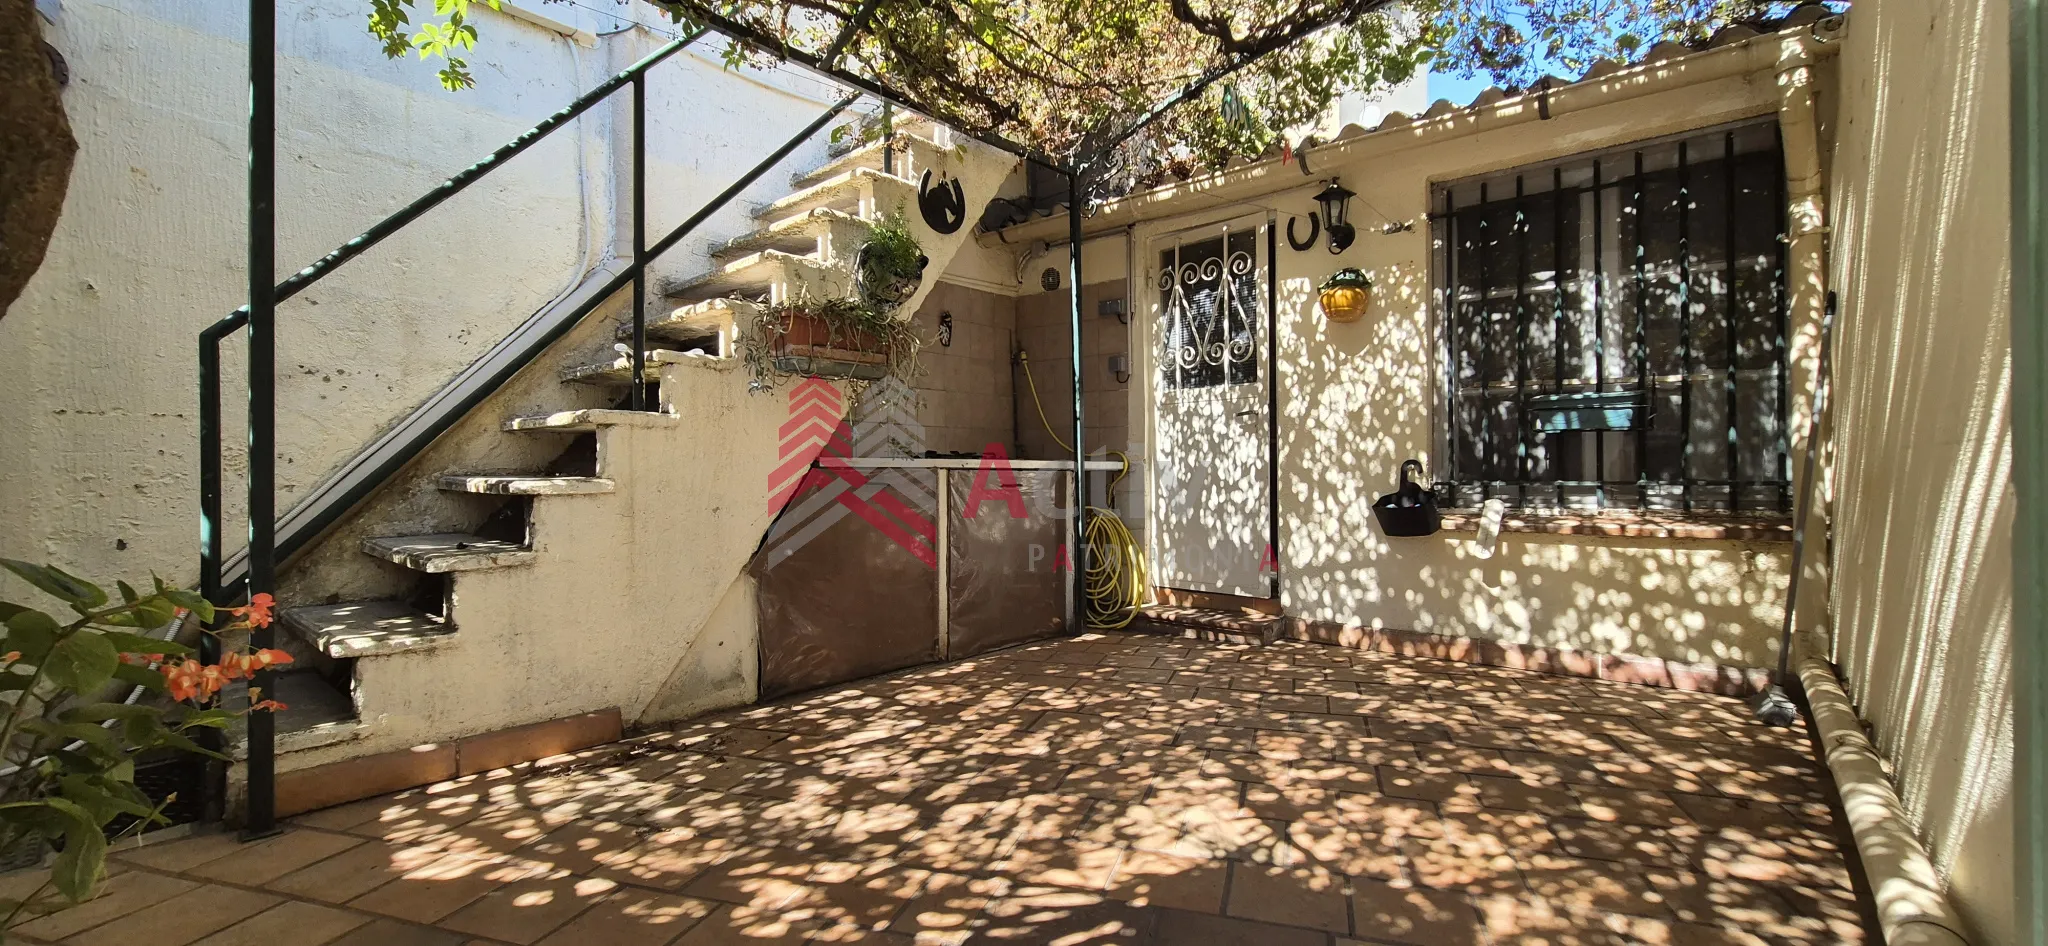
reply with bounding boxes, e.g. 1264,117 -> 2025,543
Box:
1318,268 -> 1372,322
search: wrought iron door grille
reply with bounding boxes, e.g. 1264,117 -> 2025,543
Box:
1160,230 -> 1260,390
1432,120 -> 1792,514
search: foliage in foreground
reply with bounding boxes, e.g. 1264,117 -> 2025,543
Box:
0,564 -> 289,939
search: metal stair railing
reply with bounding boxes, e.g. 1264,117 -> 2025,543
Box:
204,18 -> 858,834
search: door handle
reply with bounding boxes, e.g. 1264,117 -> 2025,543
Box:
1235,409 -> 1259,417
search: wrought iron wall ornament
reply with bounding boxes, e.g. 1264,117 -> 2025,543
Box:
937,311 -> 954,347
918,169 -> 967,234
1041,267 -> 1061,291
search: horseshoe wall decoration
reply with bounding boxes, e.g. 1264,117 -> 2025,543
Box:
918,169 -> 967,234
1286,213 -> 1320,252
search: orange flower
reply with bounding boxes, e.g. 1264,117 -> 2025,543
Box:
120,652 -> 165,667
249,699 -> 289,713
229,648 -> 295,677
1,651 -> 19,664
229,593 -> 276,629
163,659 -> 204,702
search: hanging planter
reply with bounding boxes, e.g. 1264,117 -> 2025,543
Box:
743,296 -> 923,392
1318,267 -> 1372,322
855,212 -> 928,310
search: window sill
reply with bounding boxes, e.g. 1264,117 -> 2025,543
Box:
1436,510 -> 1794,542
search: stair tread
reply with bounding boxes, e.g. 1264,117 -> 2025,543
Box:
560,348 -> 731,385
362,533 -> 535,573
503,408 -> 683,432
760,167 -> 914,223
795,134 -> 946,189
668,249 -> 837,303
712,208 -> 869,262
280,600 -> 454,658
226,671 -> 365,757
635,298 -> 761,343
438,475 -> 615,496
1137,605 -> 1285,632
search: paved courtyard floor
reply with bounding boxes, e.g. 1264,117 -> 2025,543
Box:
19,631 -> 1867,945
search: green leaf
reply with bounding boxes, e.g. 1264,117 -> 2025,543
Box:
50,811 -> 106,902
112,662 -> 167,692
85,630 -> 188,658
158,589 -> 214,623
6,609 -> 60,660
116,581 -> 138,606
2,561 -> 106,608
129,597 -> 177,631
44,632 -> 120,693
23,719 -> 121,754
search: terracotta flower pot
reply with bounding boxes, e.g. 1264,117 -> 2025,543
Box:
1318,268 -> 1372,323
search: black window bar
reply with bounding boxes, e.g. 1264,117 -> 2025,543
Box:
1434,120 -> 1791,514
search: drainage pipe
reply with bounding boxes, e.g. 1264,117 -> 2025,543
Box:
1799,657 -> 1971,945
1775,19 -> 1839,664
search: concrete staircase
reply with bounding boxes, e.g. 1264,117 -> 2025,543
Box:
259,120 -> 1017,785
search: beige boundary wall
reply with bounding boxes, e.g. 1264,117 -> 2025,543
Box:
1825,0 -> 2016,941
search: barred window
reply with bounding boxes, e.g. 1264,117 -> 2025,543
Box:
1433,121 -> 1790,513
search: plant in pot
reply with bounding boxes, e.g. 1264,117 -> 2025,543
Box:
741,294 -> 923,394
855,211 -> 928,310
1318,267 -> 1373,323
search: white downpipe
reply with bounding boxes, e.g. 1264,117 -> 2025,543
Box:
1800,657 -> 1971,945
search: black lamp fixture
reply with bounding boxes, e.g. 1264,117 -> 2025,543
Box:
1315,179 -> 1356,254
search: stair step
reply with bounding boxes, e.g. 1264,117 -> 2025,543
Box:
280,600 -> 454,658
1132,605 -> 1286,645
559,348 -> 730,385
667,250 -> 845,305
794,134 -> 949,190
503,408 -> 683,433
631,298 -> 759,345
438,475 -> 615,496
758,167 -> 916,225
228,671 -> 366,757
362,533 -> 535,573
711,208 -> 870,263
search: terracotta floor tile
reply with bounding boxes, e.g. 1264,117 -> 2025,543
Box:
187,827 -> 366,885
1469,775 -> 1581,815
1104,850 -> 1227,914
109,831 -> 249,872
439,873 -> 618,944
1150,907 -> 1327,946
11,868 -> 197,942
65,883 -> 280,946
1223,863 -> 1349,933
325,917 -> 472,946
533,888 -> 714,946
187,899 -> 374,946
346,852 -> 511,923
1349,878 -> 1485,946
977,888 -> 1154,945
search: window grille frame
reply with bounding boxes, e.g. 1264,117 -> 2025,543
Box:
1430,118 -> 1793,515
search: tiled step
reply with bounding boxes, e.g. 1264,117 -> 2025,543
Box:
362,533 -> 535,573
558,348 -> 729,385
1132,605 -> 1286,645
794,134 -> 949,189
666,250 -> 846,305
280,600 -> 455,658
711,208 -> 870,264
502,408 -> 682,433
437,475 -> 614,496
757,167 -> 916,225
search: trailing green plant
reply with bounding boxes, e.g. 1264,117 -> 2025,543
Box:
740,293 -> 924,396
854,211 -> 928,310
0,564 -> 290,939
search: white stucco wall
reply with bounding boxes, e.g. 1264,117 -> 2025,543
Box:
1,0 -> 835,598
1826,0 -> 2015,940
1067,35 -> 1829,672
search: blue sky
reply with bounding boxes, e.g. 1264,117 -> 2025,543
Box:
1426,70 -> 1498,106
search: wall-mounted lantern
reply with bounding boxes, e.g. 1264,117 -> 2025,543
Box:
1315,179 -> 1356,254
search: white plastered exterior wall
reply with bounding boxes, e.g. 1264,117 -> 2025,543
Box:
989,30 -> 1843,672
0,0 -> 839,599
1825,0 -> 2015,940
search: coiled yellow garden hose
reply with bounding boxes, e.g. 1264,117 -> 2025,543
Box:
1016,351 -> 1148,629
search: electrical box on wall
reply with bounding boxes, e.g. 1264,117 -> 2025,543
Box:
1108,353 -> 1131,384
1098,298 -> 1128,322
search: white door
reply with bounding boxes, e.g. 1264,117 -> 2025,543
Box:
1150,219 -> 1272,597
